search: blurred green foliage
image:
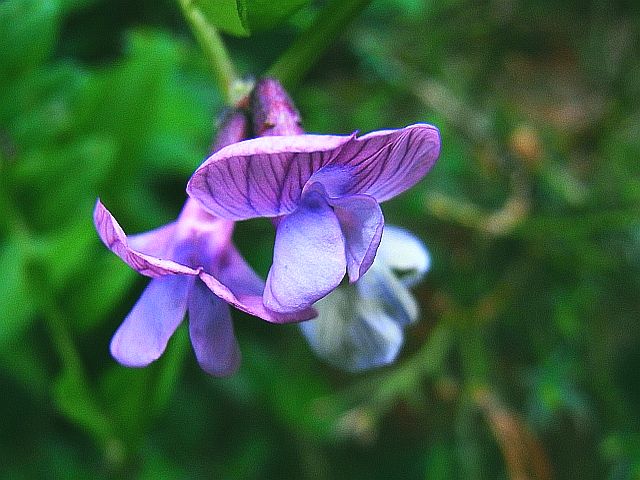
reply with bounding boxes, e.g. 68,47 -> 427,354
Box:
196,0 -> 310,37
1,0 -> 640,478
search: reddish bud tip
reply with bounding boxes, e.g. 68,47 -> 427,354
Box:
251,78 -> 303,136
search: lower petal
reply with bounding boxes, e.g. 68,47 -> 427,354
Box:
329,194 -> 384,283
264,189 -> 347,312
188,280 -> 240,376
110,275 -> 193,367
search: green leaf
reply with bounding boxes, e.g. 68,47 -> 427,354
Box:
32,212 -> 102,289
423,442 -> 456,480
14,137 -> 117,229
195,0 -> 248,37
52,370 -> 114,445
195,0 -> 309,37
98,365 -> 156,445
0,240 -> 36,346
221,338 -> 334,438
236,0 -> 309,34
64,249 -> 136,332
83,32 -> 181,157
0,0 -> 61,83
151,324 -> 189,414
0,63 -> 82,137
0,338 -> 48,397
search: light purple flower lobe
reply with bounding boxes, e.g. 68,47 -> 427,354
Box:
187,121 -> 440,312
95,109 -> 316,376
263,186 -> 347,312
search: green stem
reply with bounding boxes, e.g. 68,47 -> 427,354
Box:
178,0 -> 245,105
0,182 -> 28,239
267,0 -> 373,89
515,208 -> 640,237
457,311 -> 491,394
38,284 -> 85,378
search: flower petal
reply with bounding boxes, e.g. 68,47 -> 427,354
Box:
348,309 -> 404,371
127,223 -> 177,257
187,134 -> 354,220
358,263 -> 419,327
263,189 -> 347,312
376,226 -> 430,287
174,198 -> 235,250
187,125 -> 440,221
188,280 -> 240,376
110,275 -> 193,367
199,247 -> 317,324
325,124 -> 441,202
299,285 -> 403,372
328,193 -> 384,283
94,200 -> 200,278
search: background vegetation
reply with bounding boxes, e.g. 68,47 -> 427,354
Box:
1,0 -> 639,478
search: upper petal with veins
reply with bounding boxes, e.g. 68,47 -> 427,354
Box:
187,124 -> 440,221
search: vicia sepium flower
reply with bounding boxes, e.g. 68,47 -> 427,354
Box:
94,110 -> 313,376
300,226 -> 431,372
187,78 -> 441,314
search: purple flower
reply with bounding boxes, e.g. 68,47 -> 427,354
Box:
187,122 -> 441,313
299,226 -> 431,372
94,110 -> 314,376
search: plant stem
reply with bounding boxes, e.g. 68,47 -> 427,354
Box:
178,0 -> 244,105
267,0 -> 373,89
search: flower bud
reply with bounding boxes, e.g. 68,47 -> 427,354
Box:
251,77 -> 303,136
211,109 -> 249,153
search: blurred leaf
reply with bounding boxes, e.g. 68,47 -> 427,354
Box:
76,32 -> 181,175
196,0 -> 308,37
455,399 -> 492,479
423,442 -> 456,480
601,432 -> 640,479
222,436 -> 272,479
53,369 -> 114,445
58,0 -> 100,12
231,339 -> 334,438
39,436 -> 98,480
64,250 -> 136,332
0,0 -> 60,84
15,137 -> 117,229
236,0 -> 309,34
0,63 -> 82,139
0,341 -> 48,397
33,212 -> 101,288
137,448 -> 187,480
96,328 -> 186,445
98,365 -> 154,444
195,0 -> 247,37
151,325 -> 189,414
526,351 -> 592,430
0,239 -> 36,346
